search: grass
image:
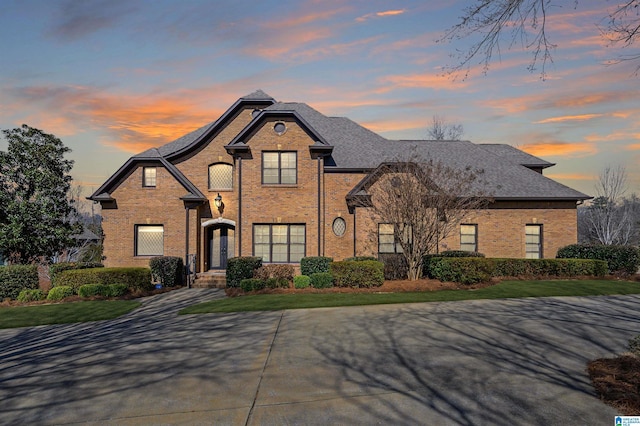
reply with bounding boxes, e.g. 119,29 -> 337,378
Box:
0,300 -> 141,329
179,279 -> 640,314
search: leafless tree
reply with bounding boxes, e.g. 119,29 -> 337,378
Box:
427,115 -> 465,140
440,0 -> 640,78
583,165 -> 640,245
357,157 -> 492,280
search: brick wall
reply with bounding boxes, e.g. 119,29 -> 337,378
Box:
102,166 -> 198,267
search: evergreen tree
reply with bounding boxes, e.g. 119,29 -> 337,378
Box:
0,125 -> 80,264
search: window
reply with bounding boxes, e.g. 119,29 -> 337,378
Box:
208,163 -> 233,190
525,225 -> 542,259
460,224 -> 478,252
332,217 -> 346,237
378,223 -> 405,254
262,152 -> 297,185
253,224 -> 305,263
143,167 -> 156,187
135,225 -> 164,256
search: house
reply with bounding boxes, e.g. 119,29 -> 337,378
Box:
89,90 -> 590,276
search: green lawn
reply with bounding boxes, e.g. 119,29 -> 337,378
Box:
0,300 -> 141,329
179,279 -> 640,314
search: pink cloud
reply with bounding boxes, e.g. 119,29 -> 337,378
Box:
520,141 -> 598,157
356,9 -> 406,22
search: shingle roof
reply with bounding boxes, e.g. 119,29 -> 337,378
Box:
479,143 -> 554,168
92,91 -> 590,202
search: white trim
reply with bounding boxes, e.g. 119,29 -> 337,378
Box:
201,218 -> 236,228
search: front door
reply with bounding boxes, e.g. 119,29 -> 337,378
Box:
208,225 -> 235,270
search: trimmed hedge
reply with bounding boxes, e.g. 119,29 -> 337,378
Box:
300,257 -> 333,275
425,257 -> 607,284
49,262 -> 103,281
310,272 -> 333,289
294,275 -> 311,289
47,286 -> 75,301
440,250 -> 485,258
17,289 -> 45,302
330,260 -> 384,288
240,278 -> 266,292
78,284 -> 106,298
53,267 -> 153,292
226,257 -> 262,288
149,256 -> 184,287
266,277 -> 290,289
493,258 -> 607,278
344,256 -> 377,262
556,244 -> 640,275
77,283 -> 128,298
427,257 -> 494,284
0,265 -> 39,300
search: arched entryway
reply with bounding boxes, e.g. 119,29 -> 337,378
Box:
202,219 -> 235,270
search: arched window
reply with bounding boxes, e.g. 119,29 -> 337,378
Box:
208,163 -> 233,191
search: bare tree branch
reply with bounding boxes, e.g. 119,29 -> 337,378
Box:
427,115 -> 465,140
354,156 -> 492,280
440,0 -> 640,78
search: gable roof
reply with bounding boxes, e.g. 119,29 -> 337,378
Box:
90,90 -> 590,203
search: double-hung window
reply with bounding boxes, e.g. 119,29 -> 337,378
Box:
460,224 -> 478,252
143,167 -> 156,187
378,224 -> 405,254
262,152 -> 297,184
135,225 -> 164,256
254,224 -> 305,263
525,225 -> 543,259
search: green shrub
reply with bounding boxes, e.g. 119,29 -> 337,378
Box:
149,256 -> 184,287
105,284 -> 129,297
330,260 -> 384,288
428,258 -> 495,284
240,278 -> 266,292
426,257 -> 607,283
254,264 -> 295,282
53,267 -> 152,292
294,275 -> 311,289
77,284 -> 107,298
226,257 -> 262,288
310,272 -> 333,289
49,262 -> 103,281
17,289 -> 44,302
0,264 -> 39,300
47,286 -> 75,301
378,253 -> 408,280
266,277 -> 289,289
343,256 -> 377,262
493,258 -> 607,278
300,256 -> 333,275
440,250 -> 486,258
557,244 -> 640,275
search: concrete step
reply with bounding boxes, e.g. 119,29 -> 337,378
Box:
192,272 -> 226,289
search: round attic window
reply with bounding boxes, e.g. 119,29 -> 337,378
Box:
251,108 -> 262,118
332,217 -> 346,237
273,121 -> 287,135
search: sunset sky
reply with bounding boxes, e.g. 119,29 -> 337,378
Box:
0,0 -> 638,198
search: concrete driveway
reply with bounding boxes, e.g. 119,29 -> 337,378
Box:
0,289 -> 638,425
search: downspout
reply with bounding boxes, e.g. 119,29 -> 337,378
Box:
353,209 -> 357,258
238,157 -> 242,256
185,206 -> 190,288
317,156 -> 321,256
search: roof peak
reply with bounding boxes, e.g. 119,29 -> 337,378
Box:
241,89 -> 275,100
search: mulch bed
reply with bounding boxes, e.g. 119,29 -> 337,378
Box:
587,354 -> 640,415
